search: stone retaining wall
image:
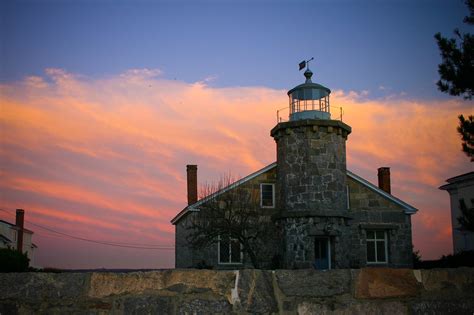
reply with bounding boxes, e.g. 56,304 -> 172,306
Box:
1,268 -> 474,314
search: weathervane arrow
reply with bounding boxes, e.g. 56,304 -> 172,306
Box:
299,57 -> 314,71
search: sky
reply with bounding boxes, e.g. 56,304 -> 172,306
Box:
0,0 -> 472,269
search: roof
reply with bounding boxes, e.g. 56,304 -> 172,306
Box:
0,220 -> 34,234
287,82 -> 331,96
439,171 -> 474,190
171,163 -> 418,224
171,162 -> 277,224
0,233 -> 12,244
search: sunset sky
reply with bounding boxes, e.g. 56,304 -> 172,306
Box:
1,0 -> 472,269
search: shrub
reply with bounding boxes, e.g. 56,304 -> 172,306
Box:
0,248 -> 30,272
416,250 -> 474,269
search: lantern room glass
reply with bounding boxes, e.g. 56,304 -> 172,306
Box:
289,88 -> 330,115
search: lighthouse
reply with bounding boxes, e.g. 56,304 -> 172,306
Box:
271,63 -> 353,268
172,62 -> 417,270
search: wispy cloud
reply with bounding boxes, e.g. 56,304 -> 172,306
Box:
0,68 -> 471,267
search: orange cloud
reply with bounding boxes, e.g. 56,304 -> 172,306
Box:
0,68 -> 471,267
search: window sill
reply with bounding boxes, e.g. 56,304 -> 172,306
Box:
218,262 -> 243,265
366,262 -> 388,265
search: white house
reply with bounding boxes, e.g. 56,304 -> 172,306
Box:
440,171 -> 474,253
0,209 -> 37,267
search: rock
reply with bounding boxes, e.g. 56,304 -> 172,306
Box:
420,267 -> 474,296
0,272 -> 89,301
88,270 -> 235,300
354,268 -> 419,299
235,269 -> 278,313
409,299 -> 474,315
116,294 -> 174,314
275,269 -> 351,297
177,298 -> 232,315
298,301 -> 407,315
0,301 -> 18,315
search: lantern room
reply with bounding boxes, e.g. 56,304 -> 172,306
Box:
287,68 -> 331,121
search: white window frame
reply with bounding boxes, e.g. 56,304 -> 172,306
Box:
260,183 -> 275,208
217,234 -> 243,265
314,237 -> 332,270
346,185 -> 350,210
366,230 -> 388,264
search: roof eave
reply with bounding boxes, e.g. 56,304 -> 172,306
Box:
170,162 -> 278,225
170,206 -> 199,225
170,164 -> 418,224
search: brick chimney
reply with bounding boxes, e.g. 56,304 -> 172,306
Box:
15,209 -> 25,253
186,165 -> 198,205
377,167 -> 391,194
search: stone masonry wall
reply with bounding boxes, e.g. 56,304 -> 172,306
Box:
177,171 -> 414,269
271,119 -> 351,213
175,168 -> 279,269
1,268 -> 474,314
347,176 -> 413,268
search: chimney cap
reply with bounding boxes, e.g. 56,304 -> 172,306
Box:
186,165 -> 197,170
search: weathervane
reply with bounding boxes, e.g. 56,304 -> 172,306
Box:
299,57 -> 314,71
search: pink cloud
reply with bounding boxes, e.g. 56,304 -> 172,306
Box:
0,68 -> 471,267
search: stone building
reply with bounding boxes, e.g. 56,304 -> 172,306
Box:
171,67 -> 417,269
439,171 -> 474,253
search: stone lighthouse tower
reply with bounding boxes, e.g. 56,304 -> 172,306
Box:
271,64 -> 352,269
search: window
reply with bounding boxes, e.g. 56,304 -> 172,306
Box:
260,183 -> 275,208
218,235 -> 243,264
314,238 -> 331,270
366,230 -> 388,264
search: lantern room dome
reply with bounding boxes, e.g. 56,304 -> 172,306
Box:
287,68 -> 331,121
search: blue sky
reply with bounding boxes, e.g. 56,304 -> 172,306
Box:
1,0 -> 468,99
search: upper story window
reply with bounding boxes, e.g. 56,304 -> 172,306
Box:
366,230 -> 388,264
260,183 -> 275,208
218,234 -> 243,265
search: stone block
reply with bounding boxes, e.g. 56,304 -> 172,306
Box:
297,301 -> 408,315
420,267 -> 474,295
177,298 -> 232,314
116,294 -> 174,314
275,269 -> 351,297
368,199 -> 380,207
88,270 -> 235,300
234,269 -> 278,313
354,268 -> 420,299
0,301 -> 18,315
0,272 -> 89,301
409,299 -> 474,315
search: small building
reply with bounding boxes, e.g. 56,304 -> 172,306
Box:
0,209 -> 37,266
171,67 -> 417,269
439,171 -> 474,253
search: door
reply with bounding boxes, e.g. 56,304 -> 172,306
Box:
314,238 -> 331,270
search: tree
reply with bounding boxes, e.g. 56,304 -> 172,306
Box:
458,114 -> 474,161
0,248 -> 30,272
412,247 -> 422,269
186,175 -> 277,269
435,1 -> 474,161
434,0 -> 474,99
